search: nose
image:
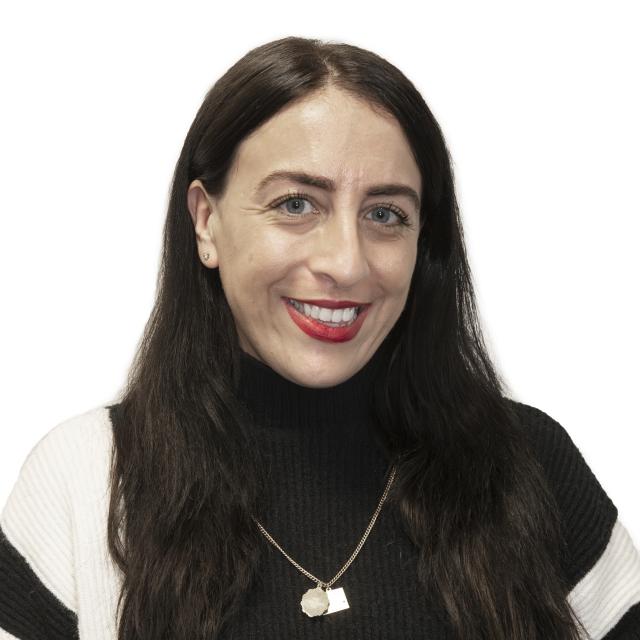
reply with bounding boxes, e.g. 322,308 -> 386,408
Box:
306,209 -> 370,288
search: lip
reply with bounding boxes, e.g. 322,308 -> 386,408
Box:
286,297 -> 370,310
283,298 -> 371,343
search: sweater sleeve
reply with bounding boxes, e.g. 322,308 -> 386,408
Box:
0,422 -> 80,639
512,400 -> 640,639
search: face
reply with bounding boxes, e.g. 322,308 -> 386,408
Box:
187,85 -> 422,388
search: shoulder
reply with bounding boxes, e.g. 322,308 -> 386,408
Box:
5,404 -> 117,507
2,402 -> 118,530
506,399 -> 640,638
2,404 -> 116,511
506,398 -> 618,581
507,399 -> 616,517
507,398 -> 592,463
25,404 -> 115,462
0,404 -> 118,638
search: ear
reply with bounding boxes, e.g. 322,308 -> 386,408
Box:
187,179 -> 220,268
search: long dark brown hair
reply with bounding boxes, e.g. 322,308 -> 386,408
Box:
107,36 -> 586,639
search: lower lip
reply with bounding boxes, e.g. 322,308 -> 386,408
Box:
283,298 -> 370,343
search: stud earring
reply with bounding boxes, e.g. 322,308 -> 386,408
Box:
202,252 -> 210,260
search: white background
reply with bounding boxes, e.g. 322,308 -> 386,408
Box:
1,2 -> 638,542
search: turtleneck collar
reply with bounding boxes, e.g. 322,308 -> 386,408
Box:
234,343 -> 389,427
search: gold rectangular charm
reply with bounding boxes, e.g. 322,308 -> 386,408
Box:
325,587 -> 350,614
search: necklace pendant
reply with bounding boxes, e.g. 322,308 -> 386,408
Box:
300,584 -> 350,617
301,585 -> 329,617
326,586 -> 350,614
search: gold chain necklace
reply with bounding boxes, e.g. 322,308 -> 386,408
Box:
252,465 -> 397,617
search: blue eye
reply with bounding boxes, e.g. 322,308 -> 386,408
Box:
280,196 -> 314,216
367,206 -> 402,225
270,191 -> 412,229
270,192 -> 317,218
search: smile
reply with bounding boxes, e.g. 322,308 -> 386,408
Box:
283,297 -> 371,343
286,298 -> 361,326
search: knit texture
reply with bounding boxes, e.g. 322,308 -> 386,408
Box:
1,350 -> 639,638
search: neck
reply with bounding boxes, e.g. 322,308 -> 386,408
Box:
234,344 -> 389,428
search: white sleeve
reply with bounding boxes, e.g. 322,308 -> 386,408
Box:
0,421 -> 79,639
567,518 -> 640,639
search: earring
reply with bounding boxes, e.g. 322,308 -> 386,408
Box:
202,252 -> 210,260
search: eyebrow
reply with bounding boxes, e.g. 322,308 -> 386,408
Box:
254,170 -> 421,212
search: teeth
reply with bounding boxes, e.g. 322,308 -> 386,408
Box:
342,308 -> 357,322
288,299 -> 359,326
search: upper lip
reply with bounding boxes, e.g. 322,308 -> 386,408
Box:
286,297 -> 370,309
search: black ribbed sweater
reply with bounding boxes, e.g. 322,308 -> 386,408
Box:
217,348 -> 640,638
224,346 -> 444,638
1,348 -> 639,639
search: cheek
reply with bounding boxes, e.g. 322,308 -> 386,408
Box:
222,231 -> 293,295
372,243 -> 417,291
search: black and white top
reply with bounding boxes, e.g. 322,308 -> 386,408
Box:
1,349 -> 640,638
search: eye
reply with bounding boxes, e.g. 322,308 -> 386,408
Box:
269,191 -> 413,229
366,205 -> 411,228
271,192 -> 317,217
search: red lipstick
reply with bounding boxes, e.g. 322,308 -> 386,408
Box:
283,298 -> 371,343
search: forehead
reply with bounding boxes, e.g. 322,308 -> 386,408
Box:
228,87 -> 422,195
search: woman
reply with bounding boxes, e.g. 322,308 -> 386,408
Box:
1,36 -> 639,640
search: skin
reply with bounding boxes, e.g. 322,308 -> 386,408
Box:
187,85 -> 422,388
